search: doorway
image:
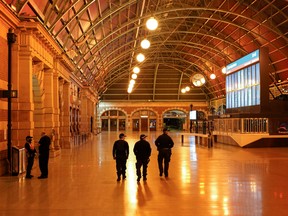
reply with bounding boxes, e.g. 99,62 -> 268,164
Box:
141,118 -> 148,131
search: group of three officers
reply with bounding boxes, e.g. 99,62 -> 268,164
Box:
112,128 -> 174,182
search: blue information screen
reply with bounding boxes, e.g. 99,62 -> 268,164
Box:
226,50 -> 261,109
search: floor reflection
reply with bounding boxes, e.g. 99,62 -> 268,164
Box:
0,131 -> 287,216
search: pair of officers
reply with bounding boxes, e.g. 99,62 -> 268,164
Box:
112,128 -> 174,182
24,132 -> 51,179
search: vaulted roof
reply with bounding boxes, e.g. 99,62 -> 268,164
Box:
4,0 -> 288,101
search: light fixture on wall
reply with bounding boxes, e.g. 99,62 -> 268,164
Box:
141,39 -> 150,49
146,17 -> 158,30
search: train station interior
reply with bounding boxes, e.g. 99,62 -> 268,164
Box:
0,0 -> 287,215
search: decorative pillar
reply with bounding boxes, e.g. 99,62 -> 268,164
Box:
42,69 -> 55,149
52,71 -> 60,151
80,90 -> 88,134
13,44 -> 34,146
61,81 -> 71,148
33,62 -> 45,142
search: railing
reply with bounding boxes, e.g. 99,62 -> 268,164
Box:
214,118 -> 269,134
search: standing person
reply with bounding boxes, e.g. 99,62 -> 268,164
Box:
24,136 -> 37,179
38,132 -> 51,179
133,134 -> 152,182
112,133 -> 129,181
155,128 -> 174,178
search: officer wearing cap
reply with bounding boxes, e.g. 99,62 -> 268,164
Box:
24,136 -> 37,179
133,134 -> 152,182
112,133 -> 129,181
155,128 -> 174,177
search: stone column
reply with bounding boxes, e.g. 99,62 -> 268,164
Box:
33,62 -> 45,142
52,71 -> 60,151
61,81 -> 71,148
12,42 -> 34,147
80,90 -> 88,134
58,78 -> 64,147
42,68 -> 58,156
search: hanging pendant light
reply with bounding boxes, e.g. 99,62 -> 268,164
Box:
146,17 -> 158,30
133,66 -> 140,74
141,39 -> 150,49
131,73 -> 138,79
136,53 -> 145,62
210,74 -> 216,79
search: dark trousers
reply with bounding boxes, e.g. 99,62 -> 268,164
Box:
39,155 -> 49,177
116,158 -> 127,177
26,156 -> 34,177
135,159 -> 149,178
157,148 -> 172,176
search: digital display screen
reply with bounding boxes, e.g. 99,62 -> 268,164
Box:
226,49 -> 259,75
226,49 -> 261,110
226,63 -> 260,109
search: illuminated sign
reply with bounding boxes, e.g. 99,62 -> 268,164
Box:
226,49 -> 259,75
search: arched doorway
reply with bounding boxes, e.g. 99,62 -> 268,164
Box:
101,110 -> 126,131
163,110 -> 187,131
132,110 -> 157,131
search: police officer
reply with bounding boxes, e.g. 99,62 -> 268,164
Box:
155,128 -> 174,177
24,136 -> 36,179
113,133 -> 129,181
38,132 -> 51,179
133,134 -> 151,182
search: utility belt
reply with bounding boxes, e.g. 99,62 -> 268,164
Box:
159,147 -> 171,151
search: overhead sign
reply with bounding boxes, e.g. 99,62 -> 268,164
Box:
226,49 -> 259,74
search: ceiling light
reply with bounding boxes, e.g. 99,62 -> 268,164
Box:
136,53 -> 145,62
130,79 -> 135,85
181,88 -> 186,93
185,86 -> 190,91
222,67 -> 227,74
210,74 -> 216,79
133,66 -> 140,73
131,73 -> 138,79
141,39 -> 150,49
146,17 -> 158,30
127,87 -> 133,93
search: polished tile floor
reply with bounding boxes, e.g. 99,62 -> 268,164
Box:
1,131 -> 288,216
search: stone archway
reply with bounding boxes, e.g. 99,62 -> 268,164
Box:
131,108 -> 158,132
162,109 -> 188,131
100,109 -> 127,131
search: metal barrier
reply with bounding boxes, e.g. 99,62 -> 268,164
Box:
12,146 -> 26,176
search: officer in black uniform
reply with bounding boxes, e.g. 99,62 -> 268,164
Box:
25,136 -> 37,179
133,134 -> 151,182
155,128 -> 174,177
38,132 -> 51,179
113,133 -> 129,181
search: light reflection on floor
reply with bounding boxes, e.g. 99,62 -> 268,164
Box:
0,131 -> 287,216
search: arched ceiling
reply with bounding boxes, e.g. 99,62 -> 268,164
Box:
4,0 -> 288,102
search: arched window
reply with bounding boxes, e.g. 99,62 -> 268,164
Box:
101,110 -> 126,131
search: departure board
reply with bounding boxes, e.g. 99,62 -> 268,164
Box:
226,50 -> 261,109
226,63 -> 260,109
